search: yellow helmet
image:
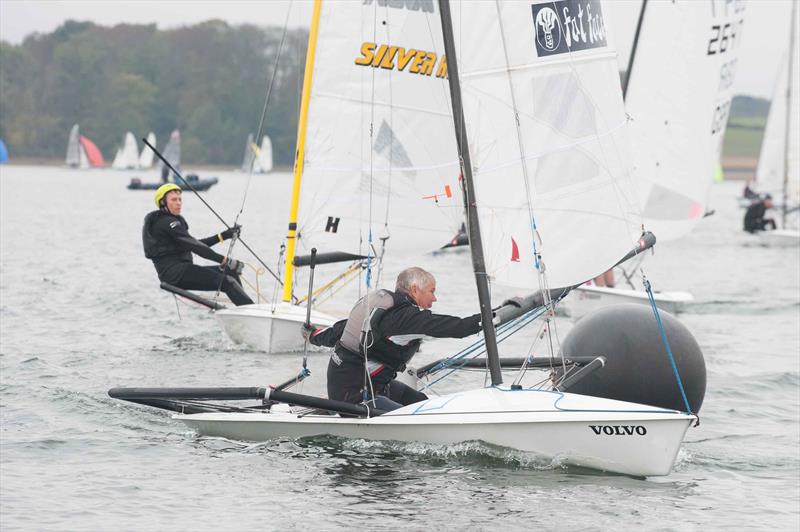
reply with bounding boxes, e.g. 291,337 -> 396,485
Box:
154,183 -> 181,208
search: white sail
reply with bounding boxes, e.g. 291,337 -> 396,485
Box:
256,135 -> 273,173
450,0 -> 640,290
65,124 -> 83,168
295,1 -> 461,260
111,147 -> 125,169
139,132 -> 156,168
628,1 -> 747,241
756,7 -> 800,208
160,130 -> 181,169
241,133 -> 256,171
111,132 -> 140,169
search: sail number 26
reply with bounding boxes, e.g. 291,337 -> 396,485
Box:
707,20 -> 743,56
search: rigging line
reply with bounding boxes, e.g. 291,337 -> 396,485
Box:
643,276 -> 695,421
382,3 -> 393,240
143,138 -> 286,290
236,5 -> 293,221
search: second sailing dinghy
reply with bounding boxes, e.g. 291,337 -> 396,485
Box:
566,0 -> 747,317
749,1 -> 799,247
215,0 -> 464,352
111,0 -> 697,477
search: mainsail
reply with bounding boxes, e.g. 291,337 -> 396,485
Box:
289,0 -> 461,271
242,134 -> 274,173
241,133 -> 256,171
79,135 -> 105,167
112,132 -> 140,169
65,124 -> 85,168
139,132 -> 157,168
449,0 -> 640,290
628,0 -> 747,241
256,136 -> 273,173
159,130 -> 181,179
755,3 -> 800,212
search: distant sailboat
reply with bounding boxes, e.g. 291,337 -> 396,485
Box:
159,129 -> 181,181
241,134 -> 274,173
65,124 -> 105,168
138,132 -> 157,169
751,1 -> 799,246
111,132 -> 140,169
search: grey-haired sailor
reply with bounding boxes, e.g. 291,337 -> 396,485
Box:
307,267 -> 481,411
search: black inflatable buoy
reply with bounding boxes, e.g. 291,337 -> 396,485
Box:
559,304 -> 706,413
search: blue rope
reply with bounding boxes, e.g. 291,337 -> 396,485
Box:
643,278 -> 693,415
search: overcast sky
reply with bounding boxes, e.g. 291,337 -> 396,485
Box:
0,0 -> 795,98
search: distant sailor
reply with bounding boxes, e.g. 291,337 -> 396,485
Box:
142,183 -> 253,306
743,194 -> 777,233
306,267 -> 481,411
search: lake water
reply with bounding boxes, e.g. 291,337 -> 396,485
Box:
1,165 -> 798,530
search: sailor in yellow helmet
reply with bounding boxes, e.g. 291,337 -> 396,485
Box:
142,184 -> 253,305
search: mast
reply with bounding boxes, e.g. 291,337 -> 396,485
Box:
282,0 -> 323,303
623,0 -> 648,99
438,0 -> 502,386
781,0 -> 797,227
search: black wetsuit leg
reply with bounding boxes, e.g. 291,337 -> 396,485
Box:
327,356 -> 364,404
175,264 -> 253,306
387,380 -> 428,406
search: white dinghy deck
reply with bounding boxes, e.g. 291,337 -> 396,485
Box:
175,387 -> 694,477
565,284 -> 694,319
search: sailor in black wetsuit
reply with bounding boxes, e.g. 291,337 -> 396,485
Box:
142,183 -> 254,306
743,195 -> 776,233
307,267 -> 481,411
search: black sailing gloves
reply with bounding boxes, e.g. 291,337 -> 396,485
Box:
224,258 -> 245,275
220,224 -> 242,241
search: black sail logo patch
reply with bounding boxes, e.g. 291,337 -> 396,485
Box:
531,0 -> 607,57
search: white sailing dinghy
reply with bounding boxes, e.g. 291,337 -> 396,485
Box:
111,131 -> 140,169
240,134 -> 274,173
749,1 -> 799,247
566,0 -> 747,318
111,0 -> 696,477
65,124 -> 88,169
215,0 -> 464,353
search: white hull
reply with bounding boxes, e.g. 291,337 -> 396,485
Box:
753,229 -> 800,247
176,387 -> 694,477
562,285 -> 694,320
215,302 -> 339,353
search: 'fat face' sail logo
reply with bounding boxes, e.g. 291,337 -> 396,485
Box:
531,0 -> 607,57
535,7 -> 561,51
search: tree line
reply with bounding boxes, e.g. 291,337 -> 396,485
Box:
0,20 -> 308,166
